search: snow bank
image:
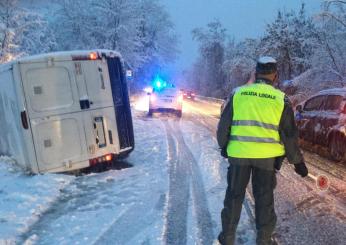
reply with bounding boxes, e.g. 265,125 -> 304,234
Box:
0,156 -> 74,243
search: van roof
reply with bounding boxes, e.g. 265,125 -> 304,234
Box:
0,63 -> 13,73
6,49 -> 122,64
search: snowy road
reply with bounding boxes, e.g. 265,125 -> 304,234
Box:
0,96 -> 345,244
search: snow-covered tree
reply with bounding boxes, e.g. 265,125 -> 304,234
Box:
260,4 -> 317,80
53,0 -> 97,50
132,0 -> 178,87
0,0 -> 51,63
53,0 -> 178,90
224,38 -> 260,90
192,20 -> 227,97
314,0 -> 346,81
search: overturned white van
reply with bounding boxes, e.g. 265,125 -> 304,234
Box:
0,50 -> 134,173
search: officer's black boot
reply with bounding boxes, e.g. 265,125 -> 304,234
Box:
256,231 -> 275,245
218,229 -> 236,245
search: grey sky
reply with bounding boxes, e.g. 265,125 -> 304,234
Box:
161,0 -> 323,71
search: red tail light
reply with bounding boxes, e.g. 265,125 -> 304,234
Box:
89,52 -> 98,60
89,158 -> 98,166
89,154 -> 113,166
105,154 -> 112,161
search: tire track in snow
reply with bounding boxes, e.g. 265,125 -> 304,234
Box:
163,120 -> 214,244
184,105 -> 258,237
93,193 -> 165,245
170,120 -> 214,245
163,120 -> 190,245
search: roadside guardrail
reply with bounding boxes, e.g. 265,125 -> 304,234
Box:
195,95 -> 225,104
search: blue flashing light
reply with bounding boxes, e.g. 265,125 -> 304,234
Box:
155,80 -> 162,88
153,76 -> 167,91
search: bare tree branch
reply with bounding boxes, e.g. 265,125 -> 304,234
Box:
320,12 -> 346,28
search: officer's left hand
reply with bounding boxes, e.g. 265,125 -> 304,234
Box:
221,147 -> 228,158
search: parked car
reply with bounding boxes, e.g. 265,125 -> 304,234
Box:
0,50 -> 134,173
295,88 -> 346,161
148,83 -> 183,117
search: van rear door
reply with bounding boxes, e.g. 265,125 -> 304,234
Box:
77,59 -> 119,159
19,61 -> 90,172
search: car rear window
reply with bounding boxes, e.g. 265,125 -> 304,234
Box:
304,95 -> 326,111
324,95 -> 343,111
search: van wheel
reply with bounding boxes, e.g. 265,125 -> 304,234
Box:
329,132 -> 346,161
148,109 -> 153,117
176,110 -> 182,118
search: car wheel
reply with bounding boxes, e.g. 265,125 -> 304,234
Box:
329,132 -> 346,161
176,110 -> 182,118
148,109 -> 154,117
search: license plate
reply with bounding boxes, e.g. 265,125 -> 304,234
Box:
164,99 -> 172,102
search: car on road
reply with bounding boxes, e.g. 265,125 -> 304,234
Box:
182,90 -> 195,100
148,83 -> 183,117
295,88 -> 346,161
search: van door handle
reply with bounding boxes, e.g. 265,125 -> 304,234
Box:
21,111 -> 29,129
80,99 -> 90,109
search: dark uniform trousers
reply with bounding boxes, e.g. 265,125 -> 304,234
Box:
218,158 -> 277,245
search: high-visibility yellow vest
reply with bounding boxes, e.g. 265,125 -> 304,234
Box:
227,82 -> 286,158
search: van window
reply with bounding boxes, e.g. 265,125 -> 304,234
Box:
303,95 -> 326,111
324,95 -> 343,111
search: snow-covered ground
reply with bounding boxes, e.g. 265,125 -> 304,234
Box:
0,105 -> 256,244
1,98 -> 345,245
0,157 -> 74,244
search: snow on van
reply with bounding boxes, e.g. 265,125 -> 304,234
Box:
0,50 -> 134,173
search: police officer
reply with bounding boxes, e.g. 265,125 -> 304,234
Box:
217,56 -> 308,245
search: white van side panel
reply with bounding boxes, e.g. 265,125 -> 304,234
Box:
30,115 -> 89,172
81,60 -> 114,109
83,107 -> 120,159
26,67 -> 74,113
19,62 -> 90,172
20,62 -> 81,119
0,67 -> 30,170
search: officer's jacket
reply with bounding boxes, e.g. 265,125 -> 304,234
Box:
217,79 -> 304,164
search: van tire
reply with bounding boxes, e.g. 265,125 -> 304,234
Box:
148,109 -> 153,117
176,110 -> 182,118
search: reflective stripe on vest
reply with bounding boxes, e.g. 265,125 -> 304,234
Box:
227,83 -> 286,158
232,120 -> 279,131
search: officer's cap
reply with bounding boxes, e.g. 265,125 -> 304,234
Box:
256,56 -> 277,74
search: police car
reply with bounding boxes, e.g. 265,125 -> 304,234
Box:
148,78 -> 183,117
